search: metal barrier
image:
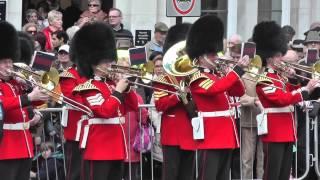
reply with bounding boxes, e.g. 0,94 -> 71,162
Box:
293,103 -> 320,180
34,108 -> 66,180
33,105 -> 162,180
31,103 -> 320,180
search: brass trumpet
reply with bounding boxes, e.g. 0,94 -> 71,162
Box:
11,63 -> 93,116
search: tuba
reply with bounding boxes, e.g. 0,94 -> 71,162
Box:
163,41 -> 198,76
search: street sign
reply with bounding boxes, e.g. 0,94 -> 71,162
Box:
0,1 -> 6,21
135,30 -> 151,46
167,0 -> 201,17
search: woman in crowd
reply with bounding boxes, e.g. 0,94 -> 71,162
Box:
78,0 -> 108,24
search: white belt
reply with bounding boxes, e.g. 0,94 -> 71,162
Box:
88,117 -> 125,125
75,115 -> 88,142
199,110 -> 234,118
3,122 -> 30,130
80,116 -> 125,148
264,106 -> 293,113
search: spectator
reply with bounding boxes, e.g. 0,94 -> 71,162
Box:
148,51 -> 164,179
116,51 -> 148,180
34,32 -> 47,51
303,30 -> 320,50
109,8 -> 134,49
55,44 -> 72,71
291,39 -> 304,59
226,34 -> 242,57
282,49 -> 299,63
30,142 -> 64,180
62,0 -> 82,30
36,1 -> 50,27
25,9 -> 45,30
38,0 -> 63,12
145,22 -> 168,58
42,10 -> 63,52
304,21 -> 320,36
301,30 -> 320,65
51,30 -> 69,52
79,0 -> 108,24
22,22 -> 38,37
66,17 -> 89,43
282,25 -> 296,44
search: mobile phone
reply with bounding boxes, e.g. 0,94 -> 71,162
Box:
241,42 -> 256,59
306,48 -> 319,64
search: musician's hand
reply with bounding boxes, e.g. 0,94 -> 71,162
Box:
254,99 -> 264,112
28,86 -> 50,102
115,78 -> 129,93
239,94 -> 255,106
29,113 -> 42,126
309,101 -> 320,118
236,55 -> 250,68
305,79 -> 320,93
221,65 -> 232,75
34,136 -> 41,145
14,76 -> 27,85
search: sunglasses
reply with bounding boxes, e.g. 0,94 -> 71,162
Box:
88,4 -> 99,7
27,30 -> 37,34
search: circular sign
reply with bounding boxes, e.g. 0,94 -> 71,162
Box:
173,0 -> 196,15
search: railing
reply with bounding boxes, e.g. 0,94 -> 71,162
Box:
30,103 -> 320,180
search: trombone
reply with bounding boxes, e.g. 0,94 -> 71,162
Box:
12,64 -> 93,117
280,61 -> 320,80
162,41 -> 285,90
96,65 -> 181,95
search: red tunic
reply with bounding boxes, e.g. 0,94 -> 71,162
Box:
74,78 -> 138,160
189,69 -> 245,149
59,66 -> 87,141
256,69 -> 307,142
0,79 -> 34,159
153,75 -> 196,150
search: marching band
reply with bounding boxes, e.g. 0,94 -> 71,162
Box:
0,14 -> 320,180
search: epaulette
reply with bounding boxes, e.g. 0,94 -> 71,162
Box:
188,71 -> 209,85
59,71 -> 76,79
154,74 -> 170,84
73,80 -> 100,92
256,72 -> 273,85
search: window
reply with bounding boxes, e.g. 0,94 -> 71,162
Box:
201,0 -> 228,34
258,0 -> 282,24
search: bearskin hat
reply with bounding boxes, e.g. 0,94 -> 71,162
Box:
0,21 -> 20,61
252,21 -> 287,66
70,22 -> 117,78
186,15 -> 224,60
163,23 -> 191,54
18,32 -> 35,65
